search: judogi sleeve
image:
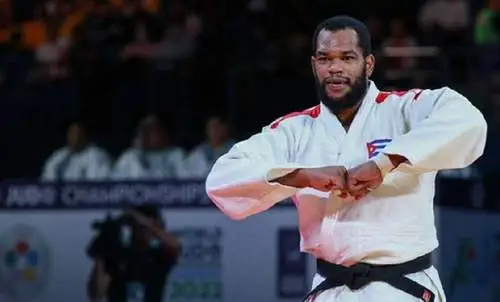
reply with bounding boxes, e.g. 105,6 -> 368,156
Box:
383,87 -> 487,173
205,123 -> 303,220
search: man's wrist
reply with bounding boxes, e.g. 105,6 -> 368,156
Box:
372,153 -> 396,178
373,153 -> 408,177
274,169 -> 302,187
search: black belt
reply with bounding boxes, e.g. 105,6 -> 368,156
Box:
304,253 -> 435,302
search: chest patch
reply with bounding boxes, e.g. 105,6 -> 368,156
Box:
366,139 -> 392,158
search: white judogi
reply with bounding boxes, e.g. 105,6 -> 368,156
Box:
205,82 -> 487,301
112,147 -> 185,180
41,145 -> 112,181
180,141 -> 235,179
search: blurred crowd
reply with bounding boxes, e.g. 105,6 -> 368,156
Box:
0,0 -> 499,207
41,114 -> 234,181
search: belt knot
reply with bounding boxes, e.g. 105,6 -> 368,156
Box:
347,263 -> 372,290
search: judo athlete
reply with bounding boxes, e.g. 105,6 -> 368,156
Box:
205,16 -> 487,302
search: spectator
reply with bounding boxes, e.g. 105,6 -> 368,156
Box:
418,0 -> 470,46
87,205 -> 180,302
113,115 -> 185,179
381,18 -> 419,86
474,0 -> 500,74
58,0 -> 88,39
475,0 -> 500,45
419,0 -> 470,81
121,1 -> 201,71
41,122 -> 112,181
20,5 -> 47,50
365,15 -> 384,52
382,18 -> 419,71
181,114 -> 235,179
34,21 -> 70,82
118,0 -> 164,46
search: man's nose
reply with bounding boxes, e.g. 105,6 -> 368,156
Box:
327,58 -> 344,73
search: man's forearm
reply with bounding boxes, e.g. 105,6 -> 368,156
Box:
88,260 -> 110,301
152,227 -> 181,252
273,169 -> 302,186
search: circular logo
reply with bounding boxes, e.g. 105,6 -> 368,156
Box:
0,224 -> 50,301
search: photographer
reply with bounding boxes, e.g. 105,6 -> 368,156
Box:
87,205 -> 181,302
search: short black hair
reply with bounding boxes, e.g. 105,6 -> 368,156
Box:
133,205 -> 161,220
206,112 -> 229,124
312,15 -> 372,57
67,120 -> 88,133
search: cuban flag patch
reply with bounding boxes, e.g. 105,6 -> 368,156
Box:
366,139 -> 392,158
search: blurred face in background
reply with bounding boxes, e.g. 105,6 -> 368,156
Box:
389,19 -> 407,39
44,0 -> 58,17
67,123 -> 88,151
206,117 -> 229,147
311,28 -> 374,114
136,116 -> 168,150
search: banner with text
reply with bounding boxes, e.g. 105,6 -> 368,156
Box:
435,208 -> 500,302
0,180 -> 306,302
168,227 -> 223,302
0,180 -> 496,302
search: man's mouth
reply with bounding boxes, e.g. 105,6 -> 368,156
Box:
325,78 -> 349,92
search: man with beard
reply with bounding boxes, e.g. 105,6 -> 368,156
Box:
205,16 -> 487,302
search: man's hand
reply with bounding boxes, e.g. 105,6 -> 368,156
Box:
347,161 -> 383,200
126,210 -> 158,229
276,166 -> 348,193
126,209 -> 182,254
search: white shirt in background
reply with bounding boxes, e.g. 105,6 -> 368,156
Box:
181,142 -> 235,179
41,145 -> 112,181
112,147 -> 185,180
418,0 -> 470,31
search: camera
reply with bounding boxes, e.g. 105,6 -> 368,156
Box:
90,212 -> 115,232
90,212 -> 137,233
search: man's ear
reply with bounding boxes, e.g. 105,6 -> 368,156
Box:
311,56 -> 317,77
365,54 -> 375,77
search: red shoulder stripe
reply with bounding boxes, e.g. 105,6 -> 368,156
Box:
270,105 -> 321,129
375,89 -> 423,104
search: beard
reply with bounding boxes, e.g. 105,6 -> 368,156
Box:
315,69 -> 369,114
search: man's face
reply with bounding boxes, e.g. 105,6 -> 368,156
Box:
67,124 -> 87,150
146,124 -> 166,148
311,28 -> 375,113
137,117 -> 168,149
206,117 -> 228,145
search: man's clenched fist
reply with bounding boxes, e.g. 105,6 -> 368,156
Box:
347,161 -> 383,200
